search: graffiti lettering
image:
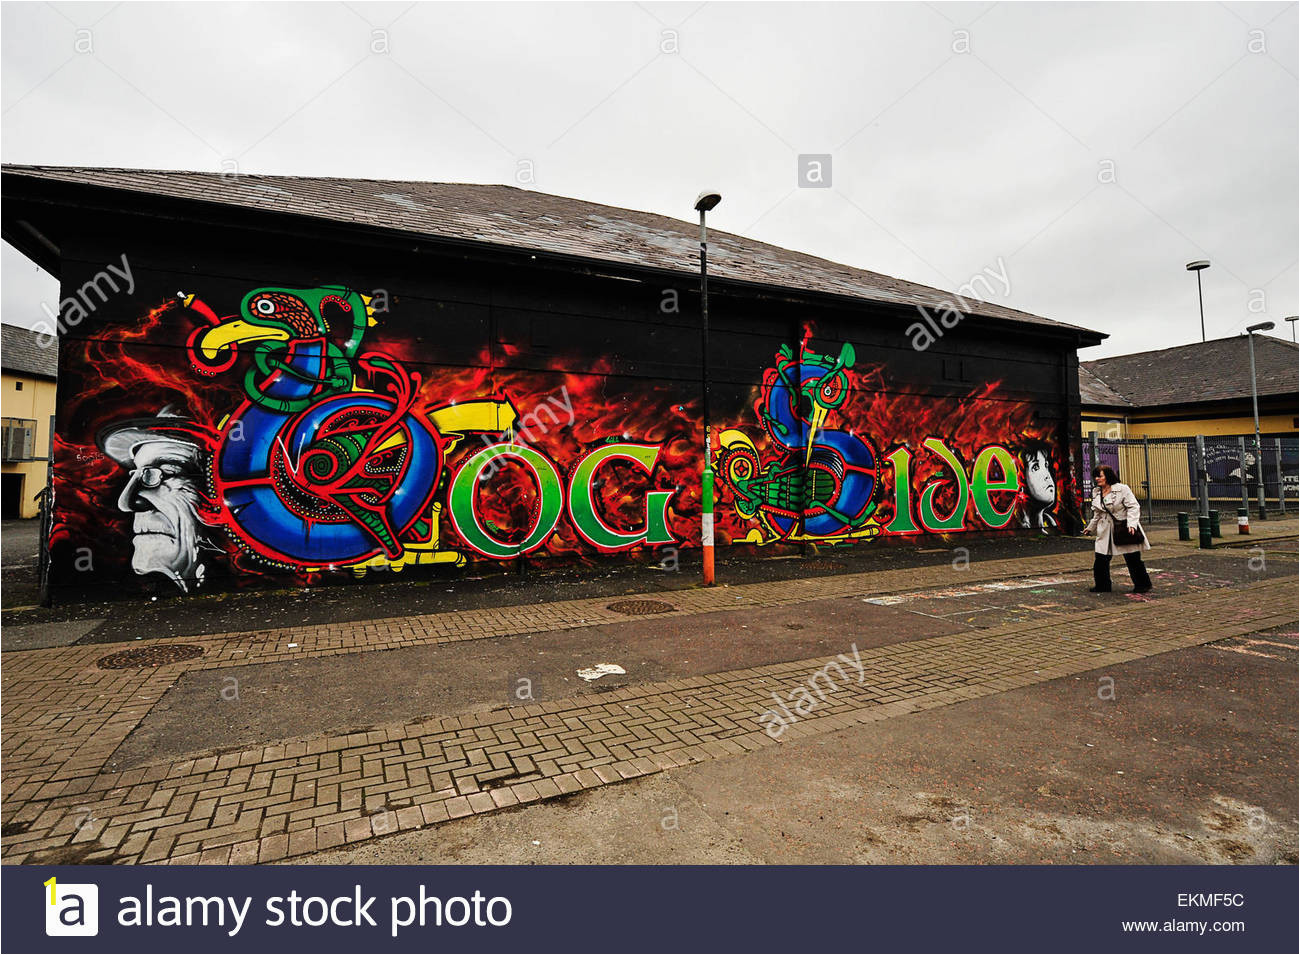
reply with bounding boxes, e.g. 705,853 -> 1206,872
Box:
721,339 -> 1066,542
447,444 -> 565,559
718,341 -> 881,545
917,437 -> 970,532
567,443 -> 676,551
971,445 -> 1019,528
449,442 -> 678,558
887,439 -> 1031,534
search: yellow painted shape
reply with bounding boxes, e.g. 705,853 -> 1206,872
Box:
374,431 -> 409,454
719,429 -> 756,452
428,399 -> 517,436
198,319 -> 289,359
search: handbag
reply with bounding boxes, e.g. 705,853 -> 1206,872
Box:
1102,495 -> 1143,546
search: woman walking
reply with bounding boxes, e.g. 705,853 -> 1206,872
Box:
1085,465 -> 1152,593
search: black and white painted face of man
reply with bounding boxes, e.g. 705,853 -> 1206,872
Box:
115,439 -> 206,591
1024,450 -> 1057,506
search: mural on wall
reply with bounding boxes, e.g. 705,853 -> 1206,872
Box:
97,404 -> 217,592
178,285 -> 518,574
1194,438 -> 1297,500
52,297 -> 1074,595
718,340 -> 882,545
56,284 -> 691,593
715,335 -> 1072,548
1018,439 -> 1059,534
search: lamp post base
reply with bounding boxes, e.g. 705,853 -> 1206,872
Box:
702,464 -> 715,586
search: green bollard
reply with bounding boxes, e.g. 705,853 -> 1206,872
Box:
1176,512 -> 1190,541
1197,515 -> 1213,549
1208,509 -> 1221,538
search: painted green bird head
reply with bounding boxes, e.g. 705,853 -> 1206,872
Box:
800,341 -> 856,413
195,285 -> 375,360
784,341 -> 856,464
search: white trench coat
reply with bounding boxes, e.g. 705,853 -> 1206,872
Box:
1085,483 -> 1150,556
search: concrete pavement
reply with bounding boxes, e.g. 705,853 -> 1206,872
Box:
301,627 -> 1297,865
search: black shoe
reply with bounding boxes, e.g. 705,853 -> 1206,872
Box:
1089,586 -> 1111,593
1131,585 -> 1153,594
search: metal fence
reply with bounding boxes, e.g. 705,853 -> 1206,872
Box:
1082,434 -> 1299,524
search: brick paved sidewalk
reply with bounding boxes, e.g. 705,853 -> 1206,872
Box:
4,549 -> 1096,807
1,551 -> 1294,865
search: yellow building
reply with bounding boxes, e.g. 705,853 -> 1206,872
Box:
2,324 -> 57,519
1079,335 -> 1298,510
1080,335 -> 1298,440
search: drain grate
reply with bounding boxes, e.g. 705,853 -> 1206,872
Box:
607,599 -> 675,615
97,644 -> 205,670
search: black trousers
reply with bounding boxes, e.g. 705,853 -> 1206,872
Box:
1093,551 -> 1152,591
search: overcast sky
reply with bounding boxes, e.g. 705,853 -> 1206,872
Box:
2,0 -> 1297,358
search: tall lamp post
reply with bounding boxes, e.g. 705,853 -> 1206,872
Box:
1186,260 -> 1210,342
1246,320 -> 1274,519
1285,314 -> 1298,343
695,190 -> 722,586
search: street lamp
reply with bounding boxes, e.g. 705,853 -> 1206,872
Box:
1285,314 -> 1298,343
695,190 -> 721,586
1186,260 -> 1210,342
1246,320 -> 1274,519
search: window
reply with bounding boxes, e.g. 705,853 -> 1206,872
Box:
941,358 -> 970,382
15,381 -> 23,391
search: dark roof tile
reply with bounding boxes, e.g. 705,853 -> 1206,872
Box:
1081,336 -> 1298,407
1078,364 -> 1132,407
2,164 -> 1097,337
1,323 -> 57,379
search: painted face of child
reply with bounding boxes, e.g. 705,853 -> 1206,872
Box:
1025,451 -> 1056,505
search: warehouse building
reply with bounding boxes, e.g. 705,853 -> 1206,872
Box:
2,165 -> 1103,599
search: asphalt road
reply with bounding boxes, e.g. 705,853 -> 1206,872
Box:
0,518 -> 41,607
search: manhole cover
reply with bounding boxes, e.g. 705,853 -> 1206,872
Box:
803,559 -> 846,572
96,644 -> 205,669
607,599 -> 675,615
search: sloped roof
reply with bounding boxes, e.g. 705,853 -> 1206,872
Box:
1,164 -> 1098,338
1078,364 -> 1132,408
1,323 -> 57,379
1081,335 -> 1298,408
